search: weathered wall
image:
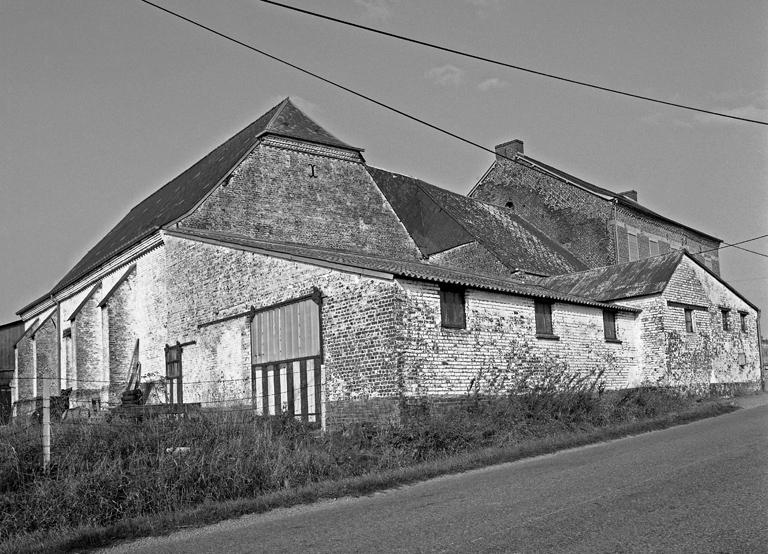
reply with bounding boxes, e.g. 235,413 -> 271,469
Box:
103,270 -> 138,400
72,286 -> 103,392
661,257 -> 760,391
180,141 -> 422,261
163,235 -> 403,425
34,316 -> 59,397
397,280 -> 639,396
16,335 -> 35,400
471,161 -> 615,269
427,242 -> 512,278
472,160 -> 720,273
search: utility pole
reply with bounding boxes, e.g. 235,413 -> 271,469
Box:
41,377 -> 50,472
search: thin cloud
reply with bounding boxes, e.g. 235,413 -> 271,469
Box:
354,0 -> 397,21
477,77 -> 508,92
425,65 -> 464,87
694,90 -> 768,125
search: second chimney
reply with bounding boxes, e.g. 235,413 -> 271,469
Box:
495,139 -> 524,162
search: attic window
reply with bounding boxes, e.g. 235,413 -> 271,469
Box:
684,309 -> 695,333
721,308 -> 730,331
439,285 -> 466,329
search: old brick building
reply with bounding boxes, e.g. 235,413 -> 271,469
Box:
470,140 -> 722,273
11,98 -> 762,426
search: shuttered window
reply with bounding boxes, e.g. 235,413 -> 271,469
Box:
628,233 -> 639,261
603,310 -> 618,341
439,286 -> 466,329
535,301 -> 555,337
251,298 -> 321,365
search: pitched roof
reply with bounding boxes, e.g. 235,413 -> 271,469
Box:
167,227 -> 639,313
516,155 -> 721,243
30,99 -> 362,309
534,251 -> 685,302
367,166 -> 588,276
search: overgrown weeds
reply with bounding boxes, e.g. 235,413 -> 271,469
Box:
0,378 -> 731,550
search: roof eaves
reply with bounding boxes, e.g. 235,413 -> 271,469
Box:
520,155 -> 721,243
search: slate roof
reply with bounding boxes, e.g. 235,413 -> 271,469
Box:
516,155 -> 721,243
367,166 -> 588,276
23,99 -> 362,313
168,227 -> 638,313
535,251 -> 686,302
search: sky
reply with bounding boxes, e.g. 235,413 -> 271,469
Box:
1,0 -> 767,327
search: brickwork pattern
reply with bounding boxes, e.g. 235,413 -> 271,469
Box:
397,280 -> 639,396
180,143 -> 422,261
72,285 -> 103,390
163,236 -> 403,415
427,242 -> 512,278
34,316 -> 59,396
16,335 -> 34,399
471,161 -> 615,269
104,271 -> 138,401
473,161 -> 721,273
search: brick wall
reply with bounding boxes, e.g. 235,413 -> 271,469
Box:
163,235 -> 403,426
472,160 -> 721,273
471,161 -> 615,269
103,270 -> 138,401
180,142 -> 422,261
397,280 -> 639,396
662,257 -> 760,390
427,242 -> 513,278
72,286 -> 102,392
16,334 -> 34,399
34,316 -> 59,397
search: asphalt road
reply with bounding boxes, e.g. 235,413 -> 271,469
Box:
103,400 -> 768,553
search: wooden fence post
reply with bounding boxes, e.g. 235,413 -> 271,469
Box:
42,378 -> 50,472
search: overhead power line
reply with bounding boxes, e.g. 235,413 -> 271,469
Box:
258,0 -> 768,127
138,0 -> 768,260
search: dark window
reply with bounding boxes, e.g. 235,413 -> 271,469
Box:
603,310 -> 618,341
535,301 -> 556,337
505,201 -> 515,210
684,309 -> 694,333
439,286 -> 466,329
165,342 -> 183,404
740,312 -> 748,333
721,309 -> 730,331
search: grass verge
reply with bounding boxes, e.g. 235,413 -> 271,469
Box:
0,397 -> 736,554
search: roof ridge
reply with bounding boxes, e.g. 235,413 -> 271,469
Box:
265,97 -> 291,131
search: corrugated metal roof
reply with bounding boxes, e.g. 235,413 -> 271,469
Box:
368,166 -> 587,276
535,252 -> 684,301
169,227 -> 639,313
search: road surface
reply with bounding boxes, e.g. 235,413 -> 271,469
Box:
103,399 -> 768,553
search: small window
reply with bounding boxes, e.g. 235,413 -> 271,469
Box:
740,312 -> 748,333
721,309 -> 730,331
535,301 -> 557,338
628,233 -> 639,261
684,309 -> 694,333
439,286 -> 466,329
649,240 -> 659,258
505,201 -> 515,210
603,310 -> 619,342
165,342 -> 184,404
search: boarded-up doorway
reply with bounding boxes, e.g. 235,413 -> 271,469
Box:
251,294 -> 322,422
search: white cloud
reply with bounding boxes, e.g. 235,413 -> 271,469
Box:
425,65 -> 464,87
692,90 -> 768,125
477,77 -> 507,92
354,0 -> 397,21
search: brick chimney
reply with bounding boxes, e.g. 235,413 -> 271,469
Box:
495,139 -> 523,162
619,190 -> 638,202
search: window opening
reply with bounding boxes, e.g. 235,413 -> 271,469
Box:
603,310 -> 618,341
628,233 -> 639,261
684,309 -> 694,333
535,301 -> 556,337
440,286 -> 466,329
165,342 -> 183,405
721,309 -> 730,331
740,312 -> 748,333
